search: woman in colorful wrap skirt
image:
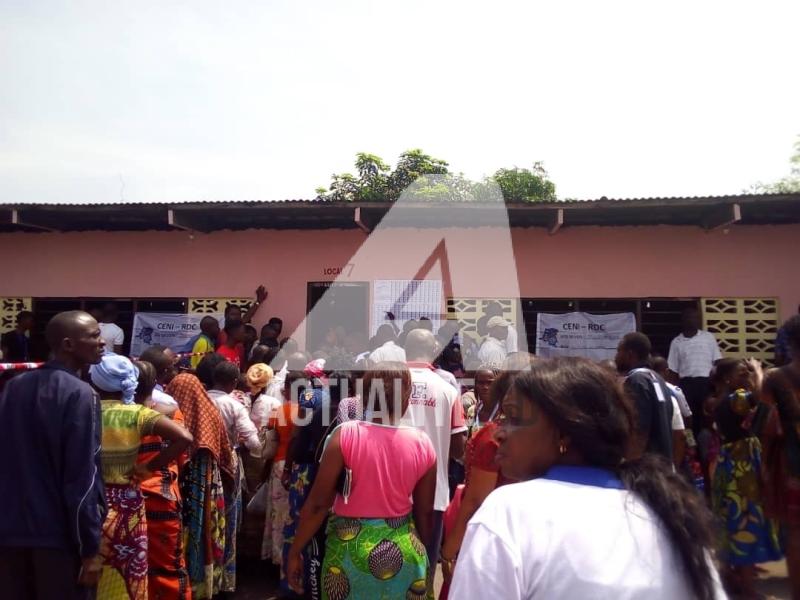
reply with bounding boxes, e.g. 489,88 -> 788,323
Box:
167,373 -> 236,600
89,355 -> 193,600
134,360 -> 192,600
709,358 -> 782,596
286,362 -> 437,600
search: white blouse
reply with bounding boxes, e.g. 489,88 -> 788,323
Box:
450,470 -> 726,599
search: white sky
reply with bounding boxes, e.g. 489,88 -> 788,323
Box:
1,0 -> 798,204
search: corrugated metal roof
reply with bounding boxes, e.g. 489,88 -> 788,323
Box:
1,191 -> 797,208
2,192 -> 799,233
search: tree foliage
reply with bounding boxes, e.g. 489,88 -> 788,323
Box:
491,163 -> 557,202
317,150 -> 557,203
748,136 -> 800,194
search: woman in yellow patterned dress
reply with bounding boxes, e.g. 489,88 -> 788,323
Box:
709,358 -> 782,596
90,355 -> 193,600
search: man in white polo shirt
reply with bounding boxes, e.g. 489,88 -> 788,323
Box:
478,316 -> 510,367
402,328 -> 467,570
368,324 -> 406,364
667,306 -> 722,435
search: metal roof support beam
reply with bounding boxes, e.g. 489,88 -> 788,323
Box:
167,209 -> 208,233
354,207 -> 371,233
548,208 -> 564,235
703,203 -> 741,231
0,209 -> 57,232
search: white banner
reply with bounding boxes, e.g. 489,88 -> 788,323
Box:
371,279 -> 443,336
536,312 -> 636,360
130,312 -> 222,357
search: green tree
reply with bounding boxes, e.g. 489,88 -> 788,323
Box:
317,150 -> 557,203
749,136 -> 800,193
491,162 -> 557,203
386,149 -> 449,199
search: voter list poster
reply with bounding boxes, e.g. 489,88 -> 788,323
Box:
371,279 -> 443,336
535,312 -> 636,360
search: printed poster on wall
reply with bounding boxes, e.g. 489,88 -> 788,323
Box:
130,312 -> 222,357
536,312 -> 636,360
371,280 -> 443,336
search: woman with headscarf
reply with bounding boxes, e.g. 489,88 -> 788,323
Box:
240,362 -> 282,559
166,373 -> 236,600
133,360 -> 193,600
247,362 -> 282,429
89,355 -> 193,600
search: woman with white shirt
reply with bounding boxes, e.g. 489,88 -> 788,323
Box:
246,362 -> 282,429
450,357 -> 726,600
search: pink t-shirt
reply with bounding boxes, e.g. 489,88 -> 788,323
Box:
333,421 -> 436,518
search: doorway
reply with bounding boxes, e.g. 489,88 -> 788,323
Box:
306,282 -> 369,354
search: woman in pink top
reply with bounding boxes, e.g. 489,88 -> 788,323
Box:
286,362 -> 437,600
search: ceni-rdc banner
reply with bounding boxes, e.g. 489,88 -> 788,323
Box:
130,312 -> 222,357
536,312 -> 636,360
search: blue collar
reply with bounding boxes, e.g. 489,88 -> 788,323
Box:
541,465 -> 624,490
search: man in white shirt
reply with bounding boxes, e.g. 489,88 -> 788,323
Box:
98,302 -> 125,354
139,345 -> 179,408
368,324 -> 407,364
402,329 -> 467,570
206,360 -> 262,456
478,316 -> 510,367
667,306 -> 722,435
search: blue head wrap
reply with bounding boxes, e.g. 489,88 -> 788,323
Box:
90,354 -> 140,405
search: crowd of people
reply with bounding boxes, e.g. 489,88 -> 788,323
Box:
1,298 -> 800,600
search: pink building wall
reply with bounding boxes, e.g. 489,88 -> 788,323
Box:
1,224 -> 798,333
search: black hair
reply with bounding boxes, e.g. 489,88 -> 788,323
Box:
283,370 -> 309,402
196,353 -> 227,389
224,318 -> 244,335
287,351 -> 311,371
375,323 -> 396,339
251,344 -> 280,367
268,317 -> 283,326
133,360 -> 157,402
17,310 -> 34,323
326,354 -> 357,405
710,357 -> 742,387
619,332 -> 651,361
474,363 -> 500,378
200,315 -> 219,328
213,360 -> 241,388
362,362 -> 412,418
138,345 -> 171,374
259,323 -> 278,340
784,314 -> 800,353
487,368 -> 515,409
224,304 -> 242,318
650,355 -> 669,373
244,324 -> 258,335
513,358 -> 717,600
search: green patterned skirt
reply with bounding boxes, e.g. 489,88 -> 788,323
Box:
321,514 -> 429,600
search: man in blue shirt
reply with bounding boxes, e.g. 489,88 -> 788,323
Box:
0,311 -> 106,599
616,332 -> 675,462
0,309 -> 34,362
